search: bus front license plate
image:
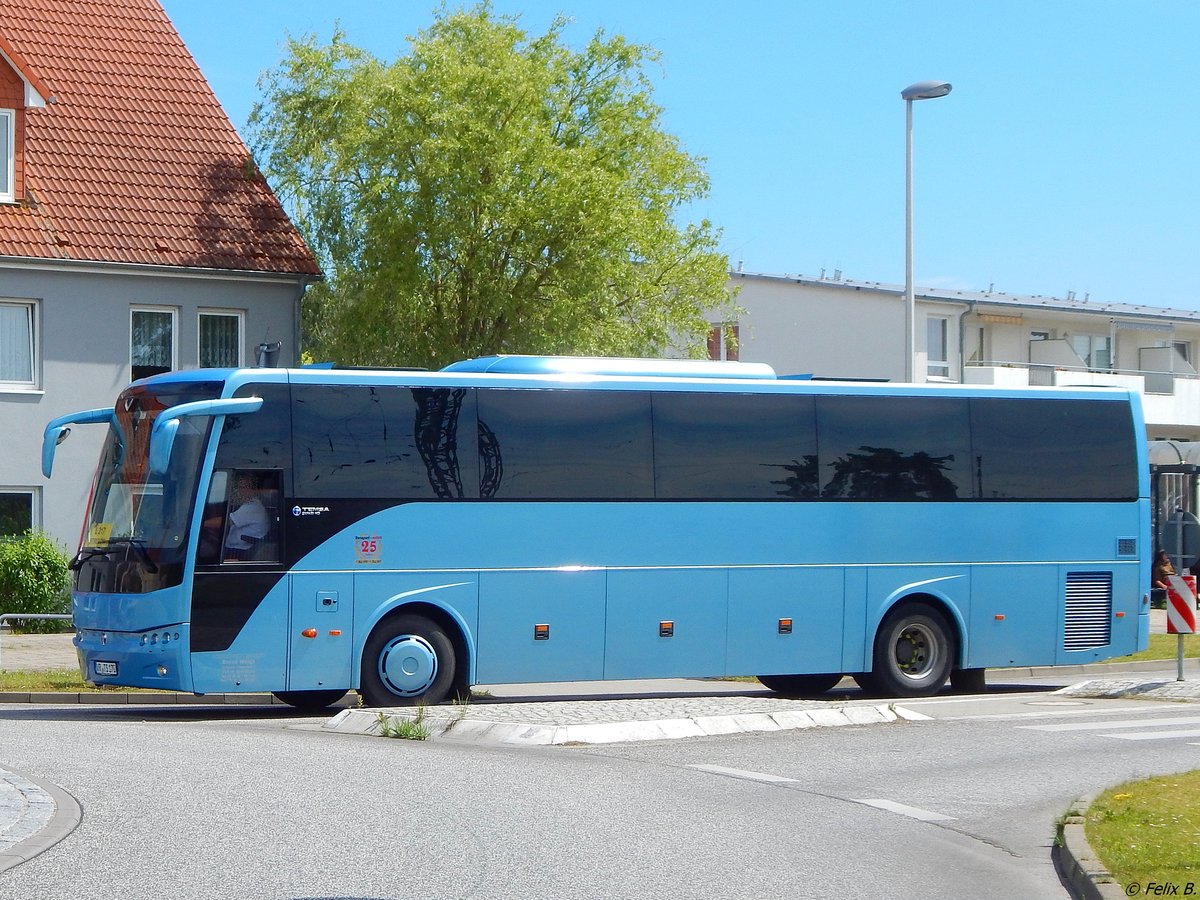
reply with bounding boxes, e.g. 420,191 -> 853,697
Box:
94,660 -> 118,677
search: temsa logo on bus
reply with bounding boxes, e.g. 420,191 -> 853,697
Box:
291,505 -> 330,517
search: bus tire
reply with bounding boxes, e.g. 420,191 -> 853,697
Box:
868,603 -> 954,698
272,690 -> 347,711
757,673 -> 843,696
360,613 -> 456,708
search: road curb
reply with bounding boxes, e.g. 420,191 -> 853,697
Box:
325,701 -> 928,746
0,767 -> 82,873
1054,792 -> 1127,900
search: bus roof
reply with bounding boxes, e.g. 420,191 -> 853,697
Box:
440,355 -> 781,380
125,359 -> 1143,406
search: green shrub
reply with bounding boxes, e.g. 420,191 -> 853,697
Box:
0,532 -> 71,634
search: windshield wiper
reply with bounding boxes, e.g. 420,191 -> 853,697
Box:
69,546 -> 111,571
105,538 -> 160,574
70,538 -> 159,574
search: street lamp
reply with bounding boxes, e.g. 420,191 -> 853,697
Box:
902,80 -> 952,382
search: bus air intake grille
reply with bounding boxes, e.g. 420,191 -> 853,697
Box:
1063,572 -> 1113,651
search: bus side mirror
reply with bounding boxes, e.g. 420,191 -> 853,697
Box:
149,417 -> 180,475
42,408 -> 116,478
42,426 -> 68,477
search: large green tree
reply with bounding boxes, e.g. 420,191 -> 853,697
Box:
249,4 -> 736,368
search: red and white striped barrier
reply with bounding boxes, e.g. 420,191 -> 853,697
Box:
1166,574 -> 1197,635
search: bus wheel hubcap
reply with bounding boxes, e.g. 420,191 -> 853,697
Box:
895,624 -> 935,679
379,634 -> 438,697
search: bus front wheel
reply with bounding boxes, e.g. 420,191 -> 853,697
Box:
360,613 -> 456,708
757,673 -> 843,696
867,603 -> 954,698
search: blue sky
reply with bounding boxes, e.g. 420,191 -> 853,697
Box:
161,1 -> 1200,311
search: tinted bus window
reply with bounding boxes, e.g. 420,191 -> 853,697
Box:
293,384 -> 473,499
816,396 -> 973,500
970,398 -> 1138,500
218,384 -> 293,482
478,390 -> 653,499
654,392 -> 818,499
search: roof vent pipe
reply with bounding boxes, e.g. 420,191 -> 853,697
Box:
256,341 -> 282,368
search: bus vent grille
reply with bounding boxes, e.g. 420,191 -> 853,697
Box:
1116,538 -> 1137,557
1064,572 -> 1113,651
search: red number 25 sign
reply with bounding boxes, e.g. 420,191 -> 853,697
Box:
355,534 -> 382,565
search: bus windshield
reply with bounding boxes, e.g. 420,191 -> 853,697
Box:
77,381 -> 223,588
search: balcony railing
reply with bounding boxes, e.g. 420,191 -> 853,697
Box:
966,361 -> 1195,394
964,359 -> 1200,431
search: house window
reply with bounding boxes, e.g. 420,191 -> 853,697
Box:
927,316 -> 950,378
1174,341 -> 1191,366
0,109 -> 13,203
0,301 -> 35,386
1071,333 -> 1112,370
199,311 -> 243,368
0,490 -> 35,537
131,308 -> 176,381
707,324 -> 739,361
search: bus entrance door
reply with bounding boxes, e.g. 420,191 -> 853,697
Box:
288,574 -> 354,691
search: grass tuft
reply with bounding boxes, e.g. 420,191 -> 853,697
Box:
375,707 -> 430,741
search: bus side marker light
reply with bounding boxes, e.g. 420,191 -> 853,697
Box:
329,629 -> 343,636
534,624 -> 550,641
301,628 -> 318,639
778,618 -> 793,635
994,615 -> 1005,621
659,621 -> 674,638
1115,612 -> 1125,618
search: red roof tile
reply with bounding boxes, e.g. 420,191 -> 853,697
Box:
0,0 -> 320,276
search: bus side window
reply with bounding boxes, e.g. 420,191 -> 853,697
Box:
221,470 -> 283,563
197,471 -> 230,564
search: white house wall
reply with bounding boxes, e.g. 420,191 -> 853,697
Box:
728,274 -> 966,382
728,276 -> 904,379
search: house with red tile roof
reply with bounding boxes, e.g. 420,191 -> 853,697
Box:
0,0 -> 319,545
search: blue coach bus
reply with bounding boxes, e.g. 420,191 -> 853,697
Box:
42,356 -> 1149,708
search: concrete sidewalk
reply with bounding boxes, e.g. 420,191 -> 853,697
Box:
0,630 -> 78,672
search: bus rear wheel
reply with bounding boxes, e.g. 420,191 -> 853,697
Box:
272,690 -> 347,711
866,603 -> 954,698
359,613 -> 456,708
757,673 -> 843,696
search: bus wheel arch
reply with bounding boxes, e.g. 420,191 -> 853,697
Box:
861,595 -> 959,698
359,605 -> 464,707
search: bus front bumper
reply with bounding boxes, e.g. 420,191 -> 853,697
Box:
75,626 -> 193,692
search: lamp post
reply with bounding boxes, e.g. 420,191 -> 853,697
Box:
902,80 -> 952,382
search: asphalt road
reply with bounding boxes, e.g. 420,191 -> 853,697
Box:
3,678 -> 1198,900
